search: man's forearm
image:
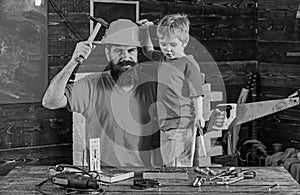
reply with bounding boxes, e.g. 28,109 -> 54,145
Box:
42,59 -> 78,109
43,41 -> 92,109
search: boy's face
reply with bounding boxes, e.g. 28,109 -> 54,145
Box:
158,36 -> 187,60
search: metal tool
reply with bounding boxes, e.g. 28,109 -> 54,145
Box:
215,89 -> 300,129
209,167 -> 236,181
206,167 -> 217,176
37,164 -> 106,195
236,170 -> 256,179
268,183 -> 278,191
75,16 -> 109,65
51,172 -> 100,189
216,176 -> 244,185
194,167 -> 217,176
194,167 -> 209,176
216,169 -> 255,185
193,177 -> 206,186
197,121 -> 207,157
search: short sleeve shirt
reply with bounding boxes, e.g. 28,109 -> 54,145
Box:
147,51 -> 204,130
65,69 -> 161,167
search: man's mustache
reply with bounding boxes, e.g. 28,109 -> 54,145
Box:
117,60 -> 137,67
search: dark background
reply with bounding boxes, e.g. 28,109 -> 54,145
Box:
0,0 -> 299,175
0,0 -> 48,104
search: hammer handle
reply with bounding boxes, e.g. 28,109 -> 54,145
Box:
75,22 -> 103,65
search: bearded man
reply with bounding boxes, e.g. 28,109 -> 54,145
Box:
43,19 -> 161,167
42,19 -> 225,167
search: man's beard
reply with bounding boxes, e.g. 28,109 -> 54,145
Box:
109,60 -> 140,88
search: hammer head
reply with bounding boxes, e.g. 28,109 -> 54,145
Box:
88,16 -> 109,28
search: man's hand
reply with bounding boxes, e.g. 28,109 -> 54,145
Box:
207,109 -> 226,131
71,41 -> 94,62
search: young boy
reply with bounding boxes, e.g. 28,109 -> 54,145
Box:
139,14 -> 205,167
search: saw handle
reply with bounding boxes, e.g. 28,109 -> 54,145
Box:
215,104 -> 237,130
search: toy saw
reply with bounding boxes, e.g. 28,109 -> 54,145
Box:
215,90 -> 300,130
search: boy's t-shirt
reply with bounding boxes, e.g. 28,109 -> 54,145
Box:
149,50 -> 204,131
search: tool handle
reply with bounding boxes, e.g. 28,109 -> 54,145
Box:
75,21 -> 103,65
87,23 -> 102,42
199,133 -> 207,157
214,104 -> 237,130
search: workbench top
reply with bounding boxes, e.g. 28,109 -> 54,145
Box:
0,166 -> 299,194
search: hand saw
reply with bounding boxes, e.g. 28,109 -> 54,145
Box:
214,90 -> 300,130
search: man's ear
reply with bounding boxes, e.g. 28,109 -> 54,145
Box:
105,47 -> 110,61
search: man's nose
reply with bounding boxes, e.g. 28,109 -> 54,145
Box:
120,50 -> 130,59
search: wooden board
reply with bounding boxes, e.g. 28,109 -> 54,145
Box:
0,166 -> 299,194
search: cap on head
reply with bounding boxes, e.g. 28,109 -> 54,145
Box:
101,19 -> 141,47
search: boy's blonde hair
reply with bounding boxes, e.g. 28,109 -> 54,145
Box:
157,13 -> 190,44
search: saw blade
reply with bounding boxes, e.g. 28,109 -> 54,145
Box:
235,97 -> 299,125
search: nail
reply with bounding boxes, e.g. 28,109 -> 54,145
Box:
268,184 -> 278,191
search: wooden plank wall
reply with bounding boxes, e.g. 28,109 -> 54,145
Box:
0,0 -> 257,174
2,0 -> 299,174
257,0 -> 300,150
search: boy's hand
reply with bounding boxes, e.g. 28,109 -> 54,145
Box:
195,116 -> 206,129
207,109 -> 226,131
137,19 -> 153,29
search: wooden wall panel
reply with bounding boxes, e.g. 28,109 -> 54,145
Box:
257,0 -> 300,151
48,13 -> 90,40
48,0 -> 89,13
258,0 -> 300,42
203,40 -> 257,61
258,42 -> 300,64
259,62 -> 300,92
0,104 -> 72,149
258,107 -> 300,149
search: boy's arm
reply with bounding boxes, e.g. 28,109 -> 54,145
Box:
194,96 -> 205,128
138,20 -> 155,60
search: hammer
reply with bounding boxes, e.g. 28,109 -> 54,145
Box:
75,16 -> 109,65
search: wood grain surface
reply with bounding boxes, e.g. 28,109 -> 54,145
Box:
0,166 -> 298,195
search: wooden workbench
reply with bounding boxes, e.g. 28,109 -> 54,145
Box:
0,166 -> 299,194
